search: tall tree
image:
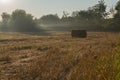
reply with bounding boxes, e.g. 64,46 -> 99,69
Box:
90,0 -> 106,19
114,0 -> 120,19
1,12 -> 11,31
70,0 -> 107,31
11,9 -> 38,32
113,0 -> 120,31
39,14 -> 60,24
105,0 -> 120,31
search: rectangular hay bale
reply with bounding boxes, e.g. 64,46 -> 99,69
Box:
71,30 -> 87,38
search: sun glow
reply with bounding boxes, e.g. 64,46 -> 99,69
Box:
0,0 -> 11,4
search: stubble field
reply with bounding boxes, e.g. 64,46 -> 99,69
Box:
0,32 -> 120,80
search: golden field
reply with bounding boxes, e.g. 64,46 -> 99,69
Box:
0,32 -> 120,80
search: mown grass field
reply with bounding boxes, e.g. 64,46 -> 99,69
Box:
0,32 -> 120,80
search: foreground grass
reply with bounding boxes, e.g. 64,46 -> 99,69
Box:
0,32 -> 120,80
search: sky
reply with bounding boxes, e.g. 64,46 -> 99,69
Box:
0,0 -> 119,19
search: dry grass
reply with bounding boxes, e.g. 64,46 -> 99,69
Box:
0,32 -> 120,80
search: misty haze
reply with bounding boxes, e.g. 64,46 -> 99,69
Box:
0,0 -> 120,80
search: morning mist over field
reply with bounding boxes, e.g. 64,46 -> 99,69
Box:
0,0 -> 120,32
0,0 -> 120,80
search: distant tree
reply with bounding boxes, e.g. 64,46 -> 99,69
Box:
11,9 -> 39,32
77,10 -> 92,20
0,12 -> 11,31
72,11 -> 79,17
61,11 -> 75,24
88,0 -> 107,20
104,0 -> 120,31
62,11 -> 69,18
114,0 -> 120,19
109,6 -> 115,17
39,14 -> 60,24
69,0 -> 107,31
87,0 -> 106,30
1,12 -> 10,23
112,0 -> 120,31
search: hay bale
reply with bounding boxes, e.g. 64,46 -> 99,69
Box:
71,30 -> 87,38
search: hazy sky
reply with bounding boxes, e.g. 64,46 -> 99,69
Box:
0,0 -> 119,19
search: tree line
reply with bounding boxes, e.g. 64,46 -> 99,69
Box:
0,10 -> 40,32
0,0 -> 120,32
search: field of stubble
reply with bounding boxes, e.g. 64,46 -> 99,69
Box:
0,32 -> 120,80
